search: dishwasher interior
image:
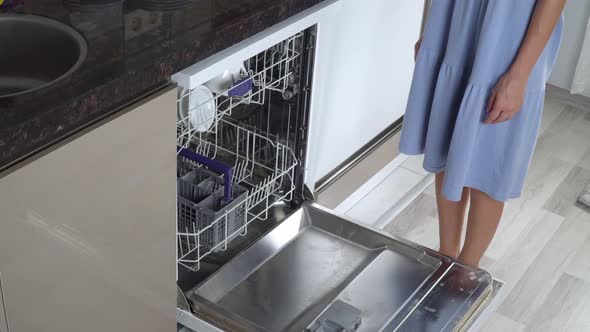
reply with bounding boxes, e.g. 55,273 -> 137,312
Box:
175,26 -> 316,300
174,24 -> 495,332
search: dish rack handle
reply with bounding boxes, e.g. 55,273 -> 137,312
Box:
177,147 -> 234,202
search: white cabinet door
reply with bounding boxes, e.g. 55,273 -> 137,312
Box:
306,0 -> 425,186
0,87 -> 177,332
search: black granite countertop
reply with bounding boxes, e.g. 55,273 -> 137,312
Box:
0,0 -> 325,172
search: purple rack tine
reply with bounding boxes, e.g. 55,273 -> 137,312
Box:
177,147 -> 234,202
228,76 -> 253,97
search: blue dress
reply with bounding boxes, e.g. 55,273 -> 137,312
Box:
399,0 -> 564,202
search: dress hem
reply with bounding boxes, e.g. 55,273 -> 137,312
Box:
422,158 -> 519,203
451,180 -> 520,203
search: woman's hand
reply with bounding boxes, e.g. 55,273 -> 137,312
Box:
485,0 -> 566,125
414,36 -> 423,61
484,72 -> 528,124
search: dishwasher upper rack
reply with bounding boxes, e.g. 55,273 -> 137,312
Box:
177,118 -> 299,272
176,32 -> 303,152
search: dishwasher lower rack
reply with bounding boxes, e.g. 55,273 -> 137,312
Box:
176,120 -> 298,272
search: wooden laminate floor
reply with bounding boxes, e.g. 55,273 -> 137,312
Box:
385,96 -> 590,331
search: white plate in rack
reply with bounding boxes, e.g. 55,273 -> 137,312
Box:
178,85 -> 216,133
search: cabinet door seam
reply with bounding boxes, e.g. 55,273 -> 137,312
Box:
0,272 -> 10,332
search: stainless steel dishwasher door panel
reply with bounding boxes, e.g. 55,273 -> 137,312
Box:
334,250 -> 440,332
391,263 -> 494,332
216,228 -> 377,332
187,204 -> 444,332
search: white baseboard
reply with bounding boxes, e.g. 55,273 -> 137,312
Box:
334,154 -> 409,214
372,173 -> 435,230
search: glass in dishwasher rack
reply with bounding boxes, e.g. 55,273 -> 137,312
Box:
176,32 -> 304,271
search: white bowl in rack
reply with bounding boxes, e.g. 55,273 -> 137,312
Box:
177,85 -> 216,133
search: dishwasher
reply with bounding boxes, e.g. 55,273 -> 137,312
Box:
173,4 -> 495,332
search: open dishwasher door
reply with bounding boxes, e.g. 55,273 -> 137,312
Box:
172,1 -> 495,330
179,204 -> 495,332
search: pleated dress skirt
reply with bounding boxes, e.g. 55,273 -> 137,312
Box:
399,0 -> 564,202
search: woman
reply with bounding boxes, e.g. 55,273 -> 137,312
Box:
399,0 -> 565,267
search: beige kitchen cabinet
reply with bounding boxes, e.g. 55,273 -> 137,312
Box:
0,87 -> 177,332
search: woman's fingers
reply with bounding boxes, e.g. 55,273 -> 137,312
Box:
494,110 -> 516,124
484,89 -> 498,124
485,105 -> 503,124
486,89 -> 497,114
494,112 -> 509,124
485,72 -> 527,125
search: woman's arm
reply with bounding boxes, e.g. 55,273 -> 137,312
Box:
485,0 -> 566,124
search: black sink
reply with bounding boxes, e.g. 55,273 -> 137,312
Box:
0,15 -> 88,98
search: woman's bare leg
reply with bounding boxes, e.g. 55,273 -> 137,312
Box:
435,171 -> 470,258
459,188 -> 504,267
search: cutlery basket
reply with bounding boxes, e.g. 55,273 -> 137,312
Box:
177,167 -> 248,254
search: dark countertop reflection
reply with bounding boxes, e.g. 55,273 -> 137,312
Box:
0,0 -> 324,172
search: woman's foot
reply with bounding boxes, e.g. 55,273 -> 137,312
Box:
457,253 -> 481,268
438,246 -> 460,259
